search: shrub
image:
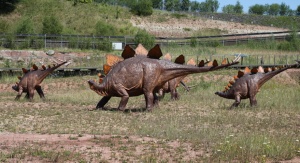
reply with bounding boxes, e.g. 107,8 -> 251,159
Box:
134,30 -> 155,49
42,15 -> 63,35
15,18 -> 34,34
95,21 -> 116,36
96,38 -> 112,52
190,37 -> 197,47
0,20 -> 9,33
130,0 -> 153,16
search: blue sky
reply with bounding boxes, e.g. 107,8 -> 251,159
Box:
195,0 -> 299,13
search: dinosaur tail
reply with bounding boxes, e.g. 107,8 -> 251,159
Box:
258,63 -> 299,87
38,61 -> 67,82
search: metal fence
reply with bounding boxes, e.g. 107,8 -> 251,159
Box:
0,30 -> 299,50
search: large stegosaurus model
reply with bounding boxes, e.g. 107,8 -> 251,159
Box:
215,61 -> 300,109
88,44 -> 240,111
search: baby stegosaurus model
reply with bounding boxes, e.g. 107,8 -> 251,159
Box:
215,61 -> 300,109
12,61 -> 67,101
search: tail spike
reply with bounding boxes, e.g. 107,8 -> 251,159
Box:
229,80 -> 235,85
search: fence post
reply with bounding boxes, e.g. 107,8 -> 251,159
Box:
44,34 -> 46,49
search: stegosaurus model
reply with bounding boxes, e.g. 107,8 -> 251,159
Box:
12,61 -> 67,101
215,61 -> 300,109
88,44 -> 240,111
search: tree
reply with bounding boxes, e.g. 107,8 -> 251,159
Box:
130,0 -> 153,16
190,1 -> 200,12
134,30 -> 155,49
165,0 -> 174,11
267,3 -> 280,16
279,3 -> 290,16
151,0 -> 163,9
222,4 -> 235,14
248,4 -> 265,15
234,1 -> 243,14
16,18 -> 34,34
206,0 -> 219,13
297,5 -> 300,15
198,0 -> 219,13
0,0 -> 20,14
180,0 -> 190,11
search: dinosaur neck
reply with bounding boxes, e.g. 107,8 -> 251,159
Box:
215,91 -> 232,99
92,82 -> 108,96
37,62 -> 66,82
257,65 -> 294,88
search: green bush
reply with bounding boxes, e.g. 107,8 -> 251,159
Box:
15,18 -> 34,34
0,20 -> 9,33
95,21 -> 116,36
130,0 -> 153,16
3,34 -> 16,49
42,15 -> 63,35
134,30 -> 155,49
96,38 -> 112,52
190,37 -> 197,47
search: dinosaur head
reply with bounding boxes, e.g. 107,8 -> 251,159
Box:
12,84 -> 19,92
87,80 -> 107,96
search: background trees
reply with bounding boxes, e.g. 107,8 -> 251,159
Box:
0,0 -> 20,14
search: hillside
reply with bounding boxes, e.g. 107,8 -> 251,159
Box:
0,0 -> 292,38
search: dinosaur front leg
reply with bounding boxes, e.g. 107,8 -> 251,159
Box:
153,92 -> 159,107
96,96 -> 111,110
230,95 -> 241,109
15,88 -> 23,100
36,85 -> 45,100
117,88 -> 130,111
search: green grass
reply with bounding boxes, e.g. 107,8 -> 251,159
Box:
1,71 -> 299,162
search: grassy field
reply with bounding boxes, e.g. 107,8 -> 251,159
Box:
0,70 -> 299,162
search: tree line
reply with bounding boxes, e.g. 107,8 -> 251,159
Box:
93,0 -> 300,16
2,0 -> 300,16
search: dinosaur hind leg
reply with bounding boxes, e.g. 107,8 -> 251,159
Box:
249,95 -> 257,107
36,85 -> 45,100
144,91 -> 155,111
28,88 -> 35,102
117,89 -> 129,111
230,95 -> 241,109
96,96 -> 111,110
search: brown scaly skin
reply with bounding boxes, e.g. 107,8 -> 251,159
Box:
12,61 -> 67,101
88,44 -> 240,111
215,61 -> 300,109
158,55 -> 188,100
